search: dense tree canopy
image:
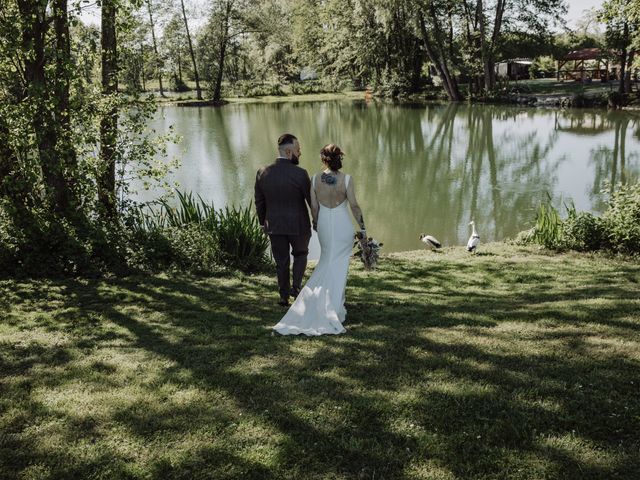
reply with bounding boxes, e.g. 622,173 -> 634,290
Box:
85,0 -> 571,101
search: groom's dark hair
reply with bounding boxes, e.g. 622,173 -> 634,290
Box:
277,133 -> 297,146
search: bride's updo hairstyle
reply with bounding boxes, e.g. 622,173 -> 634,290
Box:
320,144 -> 344,171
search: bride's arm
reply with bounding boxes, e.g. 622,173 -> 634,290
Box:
346,178 -> 366,232
310,177 -> 319,230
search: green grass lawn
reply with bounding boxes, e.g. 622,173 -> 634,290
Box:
1,245 -> 639,479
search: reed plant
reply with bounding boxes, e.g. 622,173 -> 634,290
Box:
213,204 -> 271,272
524,183 -> 640,255
130,191 -> 270,273
158,190 -> 216,229
532,195 -> 563,249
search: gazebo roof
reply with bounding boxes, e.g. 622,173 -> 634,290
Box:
497,58 -> 533,64
563,48 -> 604,61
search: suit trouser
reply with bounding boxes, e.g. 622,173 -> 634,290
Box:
269,232 -> 311,299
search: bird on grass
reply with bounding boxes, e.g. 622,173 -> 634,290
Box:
420,233 -> 442,251
467,221 -> 480,253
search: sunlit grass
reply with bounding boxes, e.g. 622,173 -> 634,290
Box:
1,244 -> 639,479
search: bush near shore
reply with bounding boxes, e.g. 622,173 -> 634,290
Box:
0,192 -> 271,278
519,183 -> 640,255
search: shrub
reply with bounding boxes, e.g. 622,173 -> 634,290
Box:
522,184 -> 640,255
377,69 -> 413,98
0,202 -> 129,277
234,81 -> 285,98
531,198 -> 563,249
129,191 -> 270,273
561,209 -> 606,252
289,80 -> 336,95
602,183 -> 640,254
213,205 -> 271,272
171,75 -> 191,93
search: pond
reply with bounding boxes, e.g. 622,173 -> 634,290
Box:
141,101 -> 640,259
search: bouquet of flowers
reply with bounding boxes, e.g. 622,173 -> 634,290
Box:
353,231 -> 383,270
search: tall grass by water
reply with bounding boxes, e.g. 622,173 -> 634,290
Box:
131,191 -> 270,273
523,183 -> 640,255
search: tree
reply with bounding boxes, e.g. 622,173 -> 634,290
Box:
99,0 -> 118,217
458,0 -> 566,92
417,0 -> 463,101
146,0 -> 165,96
211,0 -> 233,102
179,0 -> 202,99
10,0 -> 78,213
163,13 -> 190,88
600,0 -> 640,94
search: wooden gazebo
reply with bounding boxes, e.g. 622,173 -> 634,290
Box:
556,48 -> 612,82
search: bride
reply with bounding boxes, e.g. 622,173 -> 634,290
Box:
273,144 -> 366,336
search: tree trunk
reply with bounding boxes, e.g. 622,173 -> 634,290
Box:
146,0 -> 164,97
483,0 -> 505,91
213,2 -> 231,103
180,0 -> 202,99
18,0 -> 71,213
618,49 -> 627,94
418,10 -> 462,101
624,50 -> 634,94
53,0 -> 77,212
478,0 -> 491,91
140,44 -> 147,91
99,0 -> 118,217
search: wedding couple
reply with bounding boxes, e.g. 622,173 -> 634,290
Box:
254,133 -> 366,336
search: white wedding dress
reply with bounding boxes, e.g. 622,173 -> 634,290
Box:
273,175 -> 355,335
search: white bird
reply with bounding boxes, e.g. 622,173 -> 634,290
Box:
467,221 -> 480,253
420,233 -> 442,251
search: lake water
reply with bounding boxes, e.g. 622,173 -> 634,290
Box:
142,101 -> 640,259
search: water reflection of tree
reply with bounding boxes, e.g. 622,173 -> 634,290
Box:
353,104 -> 562,250
589,113 -> 640,212
166,103 -> 626,253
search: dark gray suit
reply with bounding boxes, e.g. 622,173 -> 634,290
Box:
255,158 -> 312,299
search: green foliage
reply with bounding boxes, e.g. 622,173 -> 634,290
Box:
130,224 -> 222,275
290,79 -> 346,95
129,191 -> 270,274
171,75 -> 191,92
523,184 -> 640,255
157,190 -> 215,228
233,80 -> 285,97
531,197 -> 564,249
530,56 -> 556,78
376,68 -> 414,98
0,0 -> 179,278
561,207 -> 607,252
0,202 -> 129,277
213,204 -> 271,272
603,182 -> 640,254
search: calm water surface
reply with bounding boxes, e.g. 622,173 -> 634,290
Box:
141,102 -> 640,259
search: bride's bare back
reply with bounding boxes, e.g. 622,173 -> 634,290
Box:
311,171 -> 365,231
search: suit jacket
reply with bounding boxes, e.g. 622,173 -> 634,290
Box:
255,158 -> 312,236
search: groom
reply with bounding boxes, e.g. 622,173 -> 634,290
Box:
255,133 -> 312,307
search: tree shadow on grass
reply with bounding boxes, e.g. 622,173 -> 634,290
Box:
2,253 -> 640,479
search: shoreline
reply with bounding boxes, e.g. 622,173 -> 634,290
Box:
153,89 -> 640,112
